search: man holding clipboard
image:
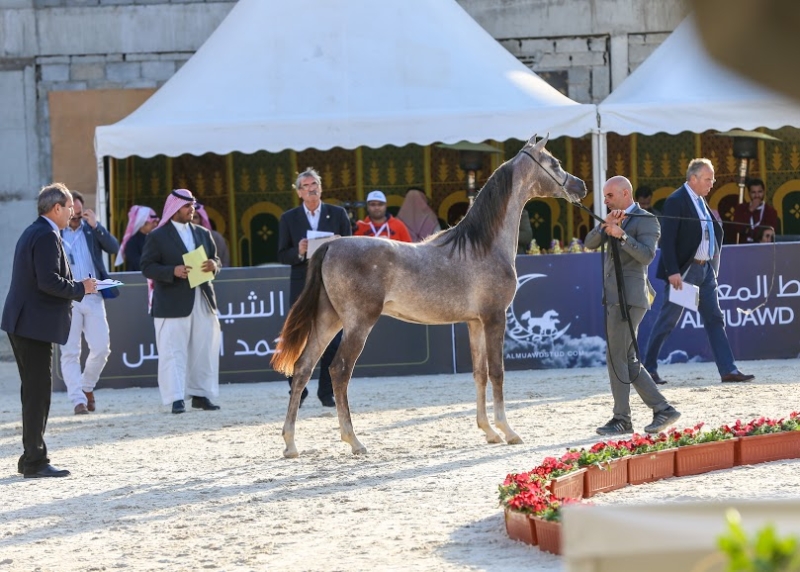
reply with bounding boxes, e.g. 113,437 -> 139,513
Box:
141,189 -> 222,414
277,168 -> 351,407
643,159 -> 755,385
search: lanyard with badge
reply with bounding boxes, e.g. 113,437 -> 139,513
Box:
368,221 -> 389,237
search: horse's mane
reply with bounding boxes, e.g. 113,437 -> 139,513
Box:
437,160 -> 514,258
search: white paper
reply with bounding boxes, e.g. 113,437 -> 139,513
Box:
95,279 -> 124,291
669,282 -> 699,311
307,236 -> 337,258
307,230 -> 334,240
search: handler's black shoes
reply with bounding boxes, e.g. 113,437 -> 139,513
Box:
644,406 -> 681,434
172,400 -> 186,414
596,417 -> 633,436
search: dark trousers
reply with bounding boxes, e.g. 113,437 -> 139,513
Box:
287,331 -> 342,401
8,333 -> 53,473
643,261 -> 736,376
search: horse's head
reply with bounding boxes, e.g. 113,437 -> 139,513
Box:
515,134 -> 587,203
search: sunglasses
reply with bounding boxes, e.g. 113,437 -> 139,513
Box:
148,214 -> 159,220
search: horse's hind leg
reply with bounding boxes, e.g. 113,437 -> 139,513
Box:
467,320 -> 503,444
281,328 -> 336,458
484,315 -> 522,445
328,324 -> 373,455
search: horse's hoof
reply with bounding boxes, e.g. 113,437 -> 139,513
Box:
352,446 -> 368,455
485,433 -> 503,444
283,447 -> 299,458
506,435 -> 524,445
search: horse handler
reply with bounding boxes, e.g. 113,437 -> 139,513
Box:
584,176 -> 681,436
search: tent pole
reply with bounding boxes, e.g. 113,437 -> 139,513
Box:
95,146 -> 110,269
591,129 -> 608,224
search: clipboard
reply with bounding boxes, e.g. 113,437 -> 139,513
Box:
669,282 -> 699,311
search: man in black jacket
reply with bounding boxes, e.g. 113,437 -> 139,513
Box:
141,189 -> 222,414
60,191 -> 120,414
277,168 -> 351,407
2,183 -> 97,478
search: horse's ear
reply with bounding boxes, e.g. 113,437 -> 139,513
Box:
533,133 -> 550,151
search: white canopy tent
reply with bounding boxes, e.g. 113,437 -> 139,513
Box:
94,0 -> 598,226
592,15 -> 800,211
599,15 -> 800,136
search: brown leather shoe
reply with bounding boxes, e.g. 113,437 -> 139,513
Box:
74,403 -> 89,415
83,390 -> 95,412
721,372 -> 755,383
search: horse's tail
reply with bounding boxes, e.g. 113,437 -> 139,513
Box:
271,243 -> 332,376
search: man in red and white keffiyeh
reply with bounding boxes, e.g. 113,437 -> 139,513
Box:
140,189 -> 223,414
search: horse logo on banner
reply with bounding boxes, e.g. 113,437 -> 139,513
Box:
506,273 -> 571,344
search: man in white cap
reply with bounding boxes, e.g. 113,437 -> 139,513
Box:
140,189 -> 222,414
354,190 -> 412,242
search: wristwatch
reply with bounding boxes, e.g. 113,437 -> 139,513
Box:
620,232 -> 629,243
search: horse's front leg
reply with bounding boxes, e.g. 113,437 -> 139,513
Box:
484,317 -> 522,445
467,321 -> 503,443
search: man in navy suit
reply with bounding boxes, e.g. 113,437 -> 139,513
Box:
60,190 -> 120,414
277,168 -> 351,407
1,183 -> 97,478
643,158 -> 755,384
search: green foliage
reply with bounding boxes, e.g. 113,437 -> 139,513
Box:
717,509 -> 800,571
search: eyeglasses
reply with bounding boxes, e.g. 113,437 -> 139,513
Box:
148,214 -> 159,220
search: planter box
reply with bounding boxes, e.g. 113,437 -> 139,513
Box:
735,431 -> 800,466
504,508 -> 537,545
627,449 -> 676,485
674,439 -> 736,477
532,517 -> 562,555
583,458 -> 629,498
548,468 -> 586,500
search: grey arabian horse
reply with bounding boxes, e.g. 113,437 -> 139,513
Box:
271,134 -> 587,458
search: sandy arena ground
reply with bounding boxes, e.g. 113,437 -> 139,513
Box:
0,358 -> 798,571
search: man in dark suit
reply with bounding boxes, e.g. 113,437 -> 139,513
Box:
60,190 -> 120,414
585,176 -> 681,435
277,167 -> 351,407
2,183 -> 97,478
643,158 -> 755,384
141,189 -> 222,414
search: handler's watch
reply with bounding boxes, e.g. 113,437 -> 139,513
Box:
620,232 -> 629,243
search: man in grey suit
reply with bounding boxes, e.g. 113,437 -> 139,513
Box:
584,176 -> 681,436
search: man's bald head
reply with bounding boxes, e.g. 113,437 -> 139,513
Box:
602,176 -> 634,211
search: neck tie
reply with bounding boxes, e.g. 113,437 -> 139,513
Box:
697,196 -> 715,258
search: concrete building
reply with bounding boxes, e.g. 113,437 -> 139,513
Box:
0,0 -> 688,357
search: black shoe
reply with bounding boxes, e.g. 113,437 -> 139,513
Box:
320,396 -> 336,408
172,400 -> 186,414
721,371 -> 755,383
191,396 -> 220,410
644,406 -> 681,434
24,464 -> 70,478
596,418 -> 633,435
652,372 -> 667,385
